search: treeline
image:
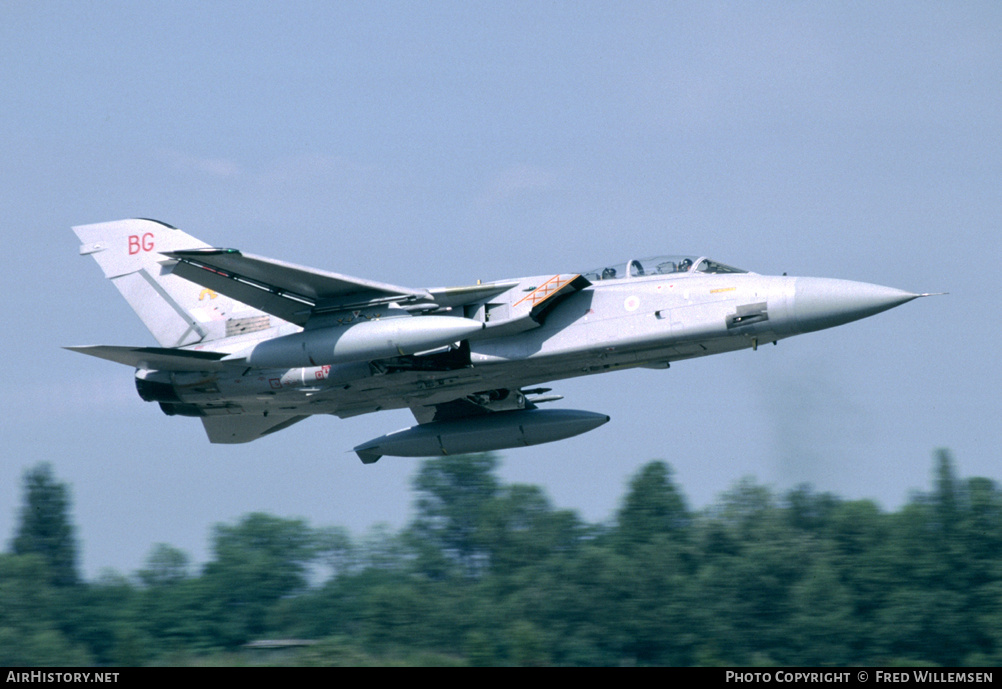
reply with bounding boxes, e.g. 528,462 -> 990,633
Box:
2,450 -> 1000,666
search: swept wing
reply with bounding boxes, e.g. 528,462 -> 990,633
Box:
162,248 -> 433,325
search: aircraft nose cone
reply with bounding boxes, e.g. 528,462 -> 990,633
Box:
793,277 -> 919,333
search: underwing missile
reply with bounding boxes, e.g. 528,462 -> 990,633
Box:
229,316 -> 485,368
353,408 -> 610,463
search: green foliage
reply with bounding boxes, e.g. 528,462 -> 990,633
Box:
615,461 -> 690,552
138,543 -> 190,588
200,513 -> 318,645
11,463 -> 79,587
0,554 -> 92,665
4,451 -> 1001,665
409,453 -> 500,577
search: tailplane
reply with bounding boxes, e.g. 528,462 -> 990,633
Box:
73,218 -> 274,347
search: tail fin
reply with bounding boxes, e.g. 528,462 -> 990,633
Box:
73,218 -> 272,347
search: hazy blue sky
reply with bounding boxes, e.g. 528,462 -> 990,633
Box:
2,1 -> 998,577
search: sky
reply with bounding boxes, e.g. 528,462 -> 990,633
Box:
1,1 -> 999,578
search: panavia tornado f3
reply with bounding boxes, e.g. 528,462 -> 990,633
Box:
69,218 -> 936,463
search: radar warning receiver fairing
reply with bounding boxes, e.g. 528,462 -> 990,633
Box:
69,219 -> 936,462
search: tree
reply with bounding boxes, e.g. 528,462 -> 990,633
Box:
11,464 -> 79,587
201,513 -> 317,645
138,543 -> 190,588
615,461 -> 690,551
0,554 -> 91,665
933,447 -> 959,539
409,453 -> 500,577
477,483 -> 581,577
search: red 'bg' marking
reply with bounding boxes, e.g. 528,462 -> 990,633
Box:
128,233 -> 155,254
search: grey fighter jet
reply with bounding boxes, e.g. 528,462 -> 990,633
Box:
69,218 -> 934,462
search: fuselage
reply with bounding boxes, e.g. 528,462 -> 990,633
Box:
72,219 -> 928,453
138,264 -> 919,422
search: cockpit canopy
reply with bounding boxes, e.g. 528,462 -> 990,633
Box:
582,256 -> 747,281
